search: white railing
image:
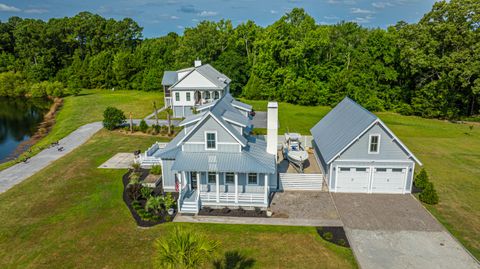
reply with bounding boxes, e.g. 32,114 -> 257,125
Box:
200,192 -> 265,205
200,184 -> 264,193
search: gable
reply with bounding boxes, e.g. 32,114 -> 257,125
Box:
173,70 -> 219,89
183,115 -> 239,145
337,123 -> 412,161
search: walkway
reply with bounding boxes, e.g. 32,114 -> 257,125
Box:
0,122 -> 103,194
174,214 -> 342,227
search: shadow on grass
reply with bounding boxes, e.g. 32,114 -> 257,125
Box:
213,251 -> 255,269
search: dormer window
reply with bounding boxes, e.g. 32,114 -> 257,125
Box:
205,131 -> 217,150
368,134 -> 380,154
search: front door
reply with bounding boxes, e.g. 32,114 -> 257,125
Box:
190,172 -> 198,190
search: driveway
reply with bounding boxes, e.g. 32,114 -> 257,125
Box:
251,111 -> 267,128
269,191 -> 342,226
333,193 -> 479,269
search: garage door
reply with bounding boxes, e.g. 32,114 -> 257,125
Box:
371,168 -> 406,194
336,167 -> 370,193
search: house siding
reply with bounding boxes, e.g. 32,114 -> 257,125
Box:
162,159 -> 176,191
184,116 -> 239,145
183,143 -> 239,152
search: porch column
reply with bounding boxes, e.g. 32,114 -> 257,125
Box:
216,172 -> 220,203
234,173 -> 239,204
196,172 -> 200,192
183,171 -> 188,191
177,173 -> 182,212
264,174 -> 268,205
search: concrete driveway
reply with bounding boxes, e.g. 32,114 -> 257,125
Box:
333,194 -> 479,269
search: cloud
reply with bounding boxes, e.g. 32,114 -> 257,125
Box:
198,10 -> 218,17
352,15 -> 374,23
177,25 -> 184,29
324,15 -> 339,20
372,2 -> 394,9
178,4 -> 198,13
24,8 -> 49,14
270,10 -> 278,14
350,8 -> 375,14
327,0 -> 356,5
170,15 -> 179,20
0,3 -> 20,12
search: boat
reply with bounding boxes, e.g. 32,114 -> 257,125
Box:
282,133 -> 309,173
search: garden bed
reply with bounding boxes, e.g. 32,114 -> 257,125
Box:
198,206 -> 267,217
316,227 -> 350,248
122,169 -> 178,227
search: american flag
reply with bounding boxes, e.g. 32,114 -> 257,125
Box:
175,178 -> 179,192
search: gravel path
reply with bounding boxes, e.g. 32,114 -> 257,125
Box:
0,122 -> 103,194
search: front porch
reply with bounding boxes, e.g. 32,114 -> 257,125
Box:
177,171 -> 271,213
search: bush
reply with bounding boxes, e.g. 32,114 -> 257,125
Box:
419,182 -> 439,205
141,187 -> 152,199
102,106 -> 126,130
414,168 -> 429,189
338,239 -> 346,246
164,192 -> 176,209
139,119 -> 148,133
131,162 -> 141,172
322,232 -> 333,241
150,165 -> 162,175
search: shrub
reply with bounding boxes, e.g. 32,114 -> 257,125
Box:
414,168 -> 429,189
131,162 -> 141,172
322,232 -> 334,241
419,182 -> 439,205
150,165 -> 162,175
338,239 -> 347,246
102,106 -> 126,130
127,183 -> 142,201
164,192 -> 176,209
141,187 -> 152,199
139,119 -> 148,133
146,196 -> 164,214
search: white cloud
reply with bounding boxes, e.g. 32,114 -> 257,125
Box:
327,0 -> 356,5
192,18 -> 199,22
324,15 -> 339,20
198,10 -> 218,17
350,8 -> 375,14
170,15 -> 179,19
177,25 -> 184,29
352,15 -> 374,23
0,3 -> 20,12
372,2 -> 393,9
24,8 -> 48,14
270,10 -> 278,14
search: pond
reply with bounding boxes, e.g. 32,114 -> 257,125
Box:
0,97 -> 51,163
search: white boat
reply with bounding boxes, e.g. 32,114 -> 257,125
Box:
283,133 -> 309,172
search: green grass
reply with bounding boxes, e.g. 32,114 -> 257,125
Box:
0,89 -> 164,171
0,130 -> 356,268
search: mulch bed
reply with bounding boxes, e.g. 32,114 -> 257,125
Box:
198,206 -> 267,218
122,169 -> 178,227
316,226 -> 350,248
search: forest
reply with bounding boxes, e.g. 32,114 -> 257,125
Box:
0,0 -> 478,118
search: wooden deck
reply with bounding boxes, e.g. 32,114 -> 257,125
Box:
277,150 -> 322,174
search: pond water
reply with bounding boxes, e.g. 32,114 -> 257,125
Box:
0,97 -> 51,163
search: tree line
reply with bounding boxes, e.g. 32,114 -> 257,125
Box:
0,0 -> 478,118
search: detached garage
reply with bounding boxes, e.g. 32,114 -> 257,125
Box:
310,97 -> 422,194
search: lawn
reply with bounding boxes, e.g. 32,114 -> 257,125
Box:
0,130 -> 357,268
0,89 -> 164,171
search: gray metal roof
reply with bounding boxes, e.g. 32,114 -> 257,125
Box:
161,71 -> 178,86
153,131 -> 185,159
310,97 -> 377,164
171,137 -> 276,174
169,63 -> 231,90
232,99 -> 252,111
178,111 -> 207,126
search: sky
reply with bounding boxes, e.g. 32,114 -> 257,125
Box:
0,0 -> 438,38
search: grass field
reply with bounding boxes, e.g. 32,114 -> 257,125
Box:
243,98 -> 480,259
0,131 -> 357,268
0,89 -> 164,171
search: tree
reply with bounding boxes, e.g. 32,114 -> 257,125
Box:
139,119 -> 148,132
102,107 -> 126,130
419,182 -> 439,205
414,168 -> 429,189
153,227 -> 219,269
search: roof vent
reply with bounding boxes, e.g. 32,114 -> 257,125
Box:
194,60 -> 202,67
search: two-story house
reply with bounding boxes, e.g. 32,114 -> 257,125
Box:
162,60 -> 231,118
140,93 -> 278,213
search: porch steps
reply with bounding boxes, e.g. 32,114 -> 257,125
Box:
180,200 -> 199,214
279,173 -> 325,191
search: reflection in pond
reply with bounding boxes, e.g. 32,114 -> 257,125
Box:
0,97 -> 51,163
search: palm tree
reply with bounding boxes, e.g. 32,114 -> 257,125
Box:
153,226 -> 219,269
165,107 -> 172,135
145,195 -> 164,214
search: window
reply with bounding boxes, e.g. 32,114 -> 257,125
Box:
214,91 -> 219,99
205,132 -> 216,150
356,168 -> 367,172
376,168 -> 387,172
225,172 -> 235,184
186,92 -> 191,101
208,172 -> 216,184
369,134 -> 380,154
392,168 -> 404,173
205,91 -> 211,99
175,92 -> 180,101
248,173 -> 258,185
339,167 -> 350,172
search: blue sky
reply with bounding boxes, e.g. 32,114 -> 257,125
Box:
0,0 -> 437,38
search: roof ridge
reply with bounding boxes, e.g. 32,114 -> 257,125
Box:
343,96 -> 378,119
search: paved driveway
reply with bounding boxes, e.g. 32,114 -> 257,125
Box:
333,194 -> 479,269
251,111 -> 267,128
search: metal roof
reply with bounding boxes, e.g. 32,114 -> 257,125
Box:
161,71 -> 178,86
178,112 -> 207,126
169,63 -> 231,90
232,99 -> 252,111
171,137 -> 276,174
310,97 -> 377,164
153,131 -> 185,159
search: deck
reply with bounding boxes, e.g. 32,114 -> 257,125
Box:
277,150 -> 322,174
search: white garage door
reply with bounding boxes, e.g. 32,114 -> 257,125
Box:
371,167 -> 406,194
336,167 -> 370,193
